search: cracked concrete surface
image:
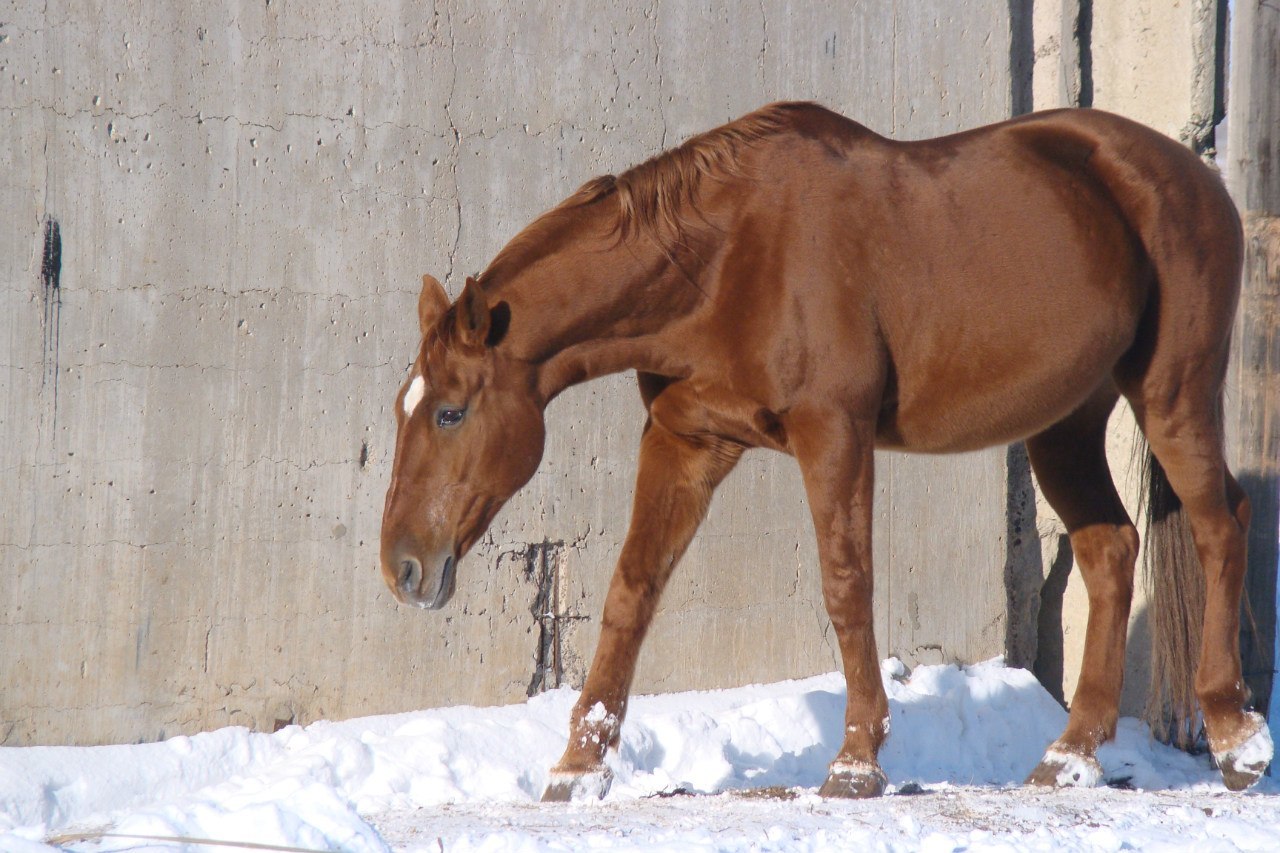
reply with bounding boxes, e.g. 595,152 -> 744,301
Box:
2,1 -> 1029,747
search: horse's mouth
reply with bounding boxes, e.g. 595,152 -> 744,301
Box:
419,554 -> 457,610
396,553 -> 457,610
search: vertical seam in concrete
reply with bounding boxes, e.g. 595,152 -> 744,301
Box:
890,0 -> 898,134
650,0 -> 667,149
608,24 -> 621,109
1008,0 -> 1034,116
757,0 -> 768,95
444,3 -> 462,287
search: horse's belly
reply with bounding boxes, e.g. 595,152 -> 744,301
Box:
876,320 -> 1134,453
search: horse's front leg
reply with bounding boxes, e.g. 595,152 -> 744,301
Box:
541,422 -> 742,801
792,414 -> 889,798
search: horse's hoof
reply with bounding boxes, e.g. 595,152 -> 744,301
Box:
1214,712 -> 1273,791
817,761 -> 887,799
1025,748 -> 1102,788
541,766 -> 614,802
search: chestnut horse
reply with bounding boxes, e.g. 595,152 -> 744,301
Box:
380,102 -> 1272,798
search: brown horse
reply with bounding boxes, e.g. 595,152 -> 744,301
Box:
379,102 -> 1272,798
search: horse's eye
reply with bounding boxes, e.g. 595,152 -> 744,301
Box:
436,406 -> 466,429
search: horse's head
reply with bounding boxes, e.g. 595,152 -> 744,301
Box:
379,274 -> 544,608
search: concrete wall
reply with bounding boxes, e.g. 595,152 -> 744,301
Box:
5,0 -> 1245,749
2,1 -> 1030,747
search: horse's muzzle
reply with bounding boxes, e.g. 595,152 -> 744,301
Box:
393,551 -> 457,609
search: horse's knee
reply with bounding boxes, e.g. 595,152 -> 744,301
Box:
821,583 -> 874,635
1071,523 -> 1138,603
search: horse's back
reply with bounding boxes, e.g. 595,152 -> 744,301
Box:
759,106 -> 1241,451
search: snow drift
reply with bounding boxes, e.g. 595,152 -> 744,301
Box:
0,659 -> 1273,852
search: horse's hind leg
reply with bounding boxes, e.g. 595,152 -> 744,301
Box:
541,418 -> 742,802
1023,387 -> 1139,787
1128,388 -> 1273,789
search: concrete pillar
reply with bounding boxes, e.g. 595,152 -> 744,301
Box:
1225,0 -> 1280,738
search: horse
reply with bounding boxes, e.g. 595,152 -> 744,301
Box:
379,102 -> 1272,799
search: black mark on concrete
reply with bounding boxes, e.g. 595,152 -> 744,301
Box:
1003,443 -> 1042,672
1076,0 -> 1094,108
358,440 -> 369,469
39,215 -> 63,403
40,216 -> 62,312
524,540 -> 589,697
1008,0 -> 1034,116
1210,0 -> 1228,131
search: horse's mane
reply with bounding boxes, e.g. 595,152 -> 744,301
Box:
485,102 -> 806,278
571,102 -> 802,242
586,103 -> 802,240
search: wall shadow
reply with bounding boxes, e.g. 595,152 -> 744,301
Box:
1032,533 -> 1072,707
1239,471 -> 1278,718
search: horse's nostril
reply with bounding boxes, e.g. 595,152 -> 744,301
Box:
399,557 -> 422,593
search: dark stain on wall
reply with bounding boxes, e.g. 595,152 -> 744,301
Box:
40,215 -> 63,402
1008,0 -> 1034,117
1077,0 -> 1094,108
1004,442 -> 1043,673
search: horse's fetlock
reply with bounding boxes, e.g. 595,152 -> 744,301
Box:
1195,681 -> 1248,717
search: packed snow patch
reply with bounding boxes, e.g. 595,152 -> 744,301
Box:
1,659 -> 1276,852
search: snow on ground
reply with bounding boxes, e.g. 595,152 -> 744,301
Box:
1,659 -> 1277,852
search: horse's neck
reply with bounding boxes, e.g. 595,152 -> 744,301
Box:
500,217 -> 708,403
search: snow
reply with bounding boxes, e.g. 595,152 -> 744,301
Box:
2,659 -> 1278,852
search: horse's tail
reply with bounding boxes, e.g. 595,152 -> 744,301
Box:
1139,433 -> 1206,751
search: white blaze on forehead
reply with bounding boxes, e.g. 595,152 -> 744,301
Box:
403,375 -> 426,417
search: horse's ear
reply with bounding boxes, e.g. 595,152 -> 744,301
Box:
419,274 -> 450,336
457,276 -> 510,348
